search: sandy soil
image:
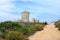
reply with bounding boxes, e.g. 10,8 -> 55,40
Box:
29,22 -> 60,40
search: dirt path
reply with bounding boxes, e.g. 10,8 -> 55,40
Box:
29,22 -> 60,40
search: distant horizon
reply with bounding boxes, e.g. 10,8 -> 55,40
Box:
0,0 -> 60,24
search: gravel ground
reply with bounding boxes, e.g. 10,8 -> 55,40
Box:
29,23 -> 60,40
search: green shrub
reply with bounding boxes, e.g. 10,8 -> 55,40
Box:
55,19 -> 60,30
0,21 -> 22,31
6,31 -> 25,40
0,21 -> 45,40
34,23 -> 45,31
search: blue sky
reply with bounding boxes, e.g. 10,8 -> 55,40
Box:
0,0 -> 60,23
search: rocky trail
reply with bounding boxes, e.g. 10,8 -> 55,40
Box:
29,23 -> 60,40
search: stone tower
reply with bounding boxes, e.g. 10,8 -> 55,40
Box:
21,11 -> 29,22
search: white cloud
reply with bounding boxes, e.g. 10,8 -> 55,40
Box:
20,0 -> 60,15
0,0 -> 20,22
19,0 -> 60,23
0,12 -> 20,22
0,0 -> 16,11
0,0 -> 60,22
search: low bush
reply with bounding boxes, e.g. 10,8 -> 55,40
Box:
0,21 -> 46,40
7,31 -> 25,40
55,19 -> 60,30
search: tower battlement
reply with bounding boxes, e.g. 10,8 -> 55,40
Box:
21,11 -> 29,22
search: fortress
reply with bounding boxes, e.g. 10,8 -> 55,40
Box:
21,11 -> 29,22
19,11 -> 39,23
16,10 -> 48,25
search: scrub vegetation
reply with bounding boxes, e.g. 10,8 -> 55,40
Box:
0,21 -> 46,40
